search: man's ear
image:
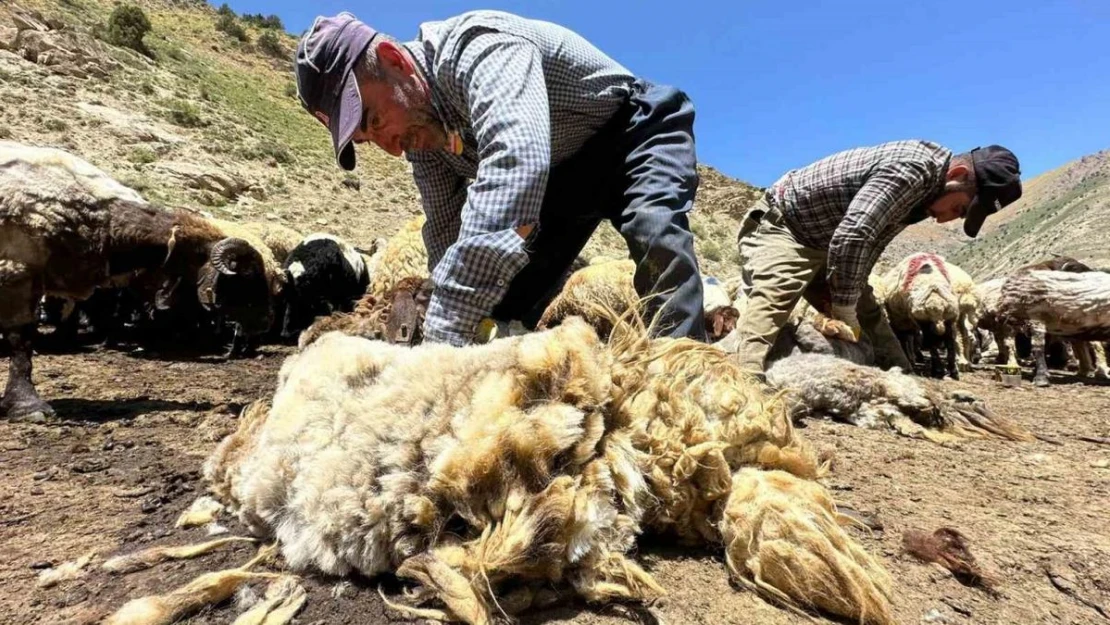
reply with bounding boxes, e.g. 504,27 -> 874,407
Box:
947,163 -> 970,181
376,41 -> 412,77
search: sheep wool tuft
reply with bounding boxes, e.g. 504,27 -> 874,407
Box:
537,259 -> 639,338
720,468 -> 894,625
367,214 -> 430,299
202,310 -> 891,624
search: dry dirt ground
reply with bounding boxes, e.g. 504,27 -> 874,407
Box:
2,344 -> 1108,625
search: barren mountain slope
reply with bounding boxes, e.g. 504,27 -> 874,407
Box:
0,0 -> 760,278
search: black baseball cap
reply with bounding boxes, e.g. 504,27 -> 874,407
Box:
295,13 -> 378,171
963,145 -> 1022,237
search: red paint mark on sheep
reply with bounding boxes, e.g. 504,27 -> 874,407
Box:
902,253 -> 950,292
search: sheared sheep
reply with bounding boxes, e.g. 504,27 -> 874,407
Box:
0,141 -> 272,420
998,267 -> 1110,386
978,256 -> 1098,380
766,353 -> 1035,445
882,253 -> 960,380
280,233 -> 371,338
202,313 -> 894,625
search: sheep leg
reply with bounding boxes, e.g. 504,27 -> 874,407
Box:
944,320 -> 959,380
955,316 -> 973,372
2,324 -> 54,421
1093,342 -> 1110,380
897,332 -> 915,371
1073,340 -> 1093,378
1031,322 -> 1050,387
925,328 -> 944,379
224,324 -> 259,359
929,344 -> 944,379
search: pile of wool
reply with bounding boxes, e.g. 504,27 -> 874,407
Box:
766,353 -> 1035,444
202,312 -> 894,624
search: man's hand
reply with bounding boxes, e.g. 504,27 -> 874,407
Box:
814,303 -> 861,343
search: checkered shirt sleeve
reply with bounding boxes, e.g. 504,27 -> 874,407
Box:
826,161 -> 939,306
419,34 -> 551,346
408,153 -> 467,271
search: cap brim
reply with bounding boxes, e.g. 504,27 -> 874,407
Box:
963,194 -> 998,238
328,72 -> 363,171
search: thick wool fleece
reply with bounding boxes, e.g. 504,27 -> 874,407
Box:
882,253 -> 959,333
206,314 -> 887,624
367,214 -> 430,300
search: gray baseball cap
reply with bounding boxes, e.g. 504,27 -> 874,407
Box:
295,12 -> 378,171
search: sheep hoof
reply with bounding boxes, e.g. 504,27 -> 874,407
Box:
2,396 -> 55,423
948,370 -> 960,381
1033,377 -> 1050,388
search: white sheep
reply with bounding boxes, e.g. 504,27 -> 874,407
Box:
367,214 -> 430,300
946,262 -> 980,371
882,253 -> 961,379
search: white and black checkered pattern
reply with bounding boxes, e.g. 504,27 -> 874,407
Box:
401,11 -> 636,345
769,140 -> 952,307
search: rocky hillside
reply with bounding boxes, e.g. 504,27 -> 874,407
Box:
0,0 -> 761,279
883,149 -> 1110,278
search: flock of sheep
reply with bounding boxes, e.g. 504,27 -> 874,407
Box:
2,140 -> 1108,624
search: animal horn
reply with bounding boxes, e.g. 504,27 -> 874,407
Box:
211,237 -> 259,276
163,225 -> 179,267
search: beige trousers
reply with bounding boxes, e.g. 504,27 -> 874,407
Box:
734,199 -> 909,372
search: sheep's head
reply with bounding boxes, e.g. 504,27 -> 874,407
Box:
384,277 -> 433,345
197,237 -> 273,336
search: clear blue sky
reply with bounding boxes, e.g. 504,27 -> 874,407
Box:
226,0 -> 1110,187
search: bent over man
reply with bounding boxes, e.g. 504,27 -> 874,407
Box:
295,11 -> 706,345
734,140 -> 1022,373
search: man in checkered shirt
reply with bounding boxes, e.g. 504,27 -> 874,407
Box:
733,140 -> 1022,374
295,11 -> 707,346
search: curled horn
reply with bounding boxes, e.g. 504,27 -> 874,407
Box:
210,237 -> 260,275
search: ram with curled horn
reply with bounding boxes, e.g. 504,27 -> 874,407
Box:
0,141 -> 276,421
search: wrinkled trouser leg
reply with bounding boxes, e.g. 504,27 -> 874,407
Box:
734,201 -> 825,373
494,80 -> 706,341
611,81 -> 705,341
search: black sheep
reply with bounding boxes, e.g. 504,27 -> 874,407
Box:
281,234 -> 371,338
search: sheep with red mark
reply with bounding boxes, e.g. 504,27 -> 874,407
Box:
881,253 -> 960,379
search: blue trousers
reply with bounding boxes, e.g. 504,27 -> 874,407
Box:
491,80 -> 707,341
